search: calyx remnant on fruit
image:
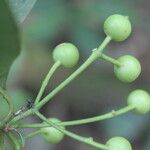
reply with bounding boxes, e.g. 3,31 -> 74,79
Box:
104,14 -> 132,41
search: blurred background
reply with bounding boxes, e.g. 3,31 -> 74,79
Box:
0,0 -> 150,150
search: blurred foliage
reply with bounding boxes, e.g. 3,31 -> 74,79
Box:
8,0 -> 37,24
101,112 -> 150,138
22,0 -> 68,43
23,0 -> 140,51
0,89 -> 32,120
0,0 -> 20,86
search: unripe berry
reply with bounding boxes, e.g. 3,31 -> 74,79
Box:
104,14 -> 132,41
127,89 -> 150,114
40,118 -> 65,144
114,55 -> 141,83
106,137 -> 132,150
53,43 -> 79,68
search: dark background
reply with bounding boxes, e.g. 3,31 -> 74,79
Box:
1,0 -> 150,150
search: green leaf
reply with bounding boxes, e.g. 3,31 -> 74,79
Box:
8,0 -> 37,23
0,0 -> 20,85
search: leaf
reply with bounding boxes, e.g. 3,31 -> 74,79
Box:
8,0 -> 37,23
0,0 -> 20,85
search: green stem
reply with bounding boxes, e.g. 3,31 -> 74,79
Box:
15,105 -> 134,128
25,130 -> 42,139
60,105 -> 134,126
35,111 -> 108,150
0,133 -> 5,150
36,51 -> 99,109
97,36 -> 111,52
34,61 -> 61,105
9,109 -> 33,125
9,36 -> 111,125
36,36 -> 111,110
7,132 -> 20,150
0,87 -> 14,127
36,36 -> 111,109
100,54 -> 121,67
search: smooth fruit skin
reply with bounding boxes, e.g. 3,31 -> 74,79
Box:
104,14 -> 132,41
40,118 -> 65,144
53,43 -> 79,68
114,55 -> 141,83
106,137 -> 132,150
127,89 -> 150,114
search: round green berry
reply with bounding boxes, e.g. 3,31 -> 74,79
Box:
104,14 -> 132,41
40,118 -> 65,144
52,43 -> 79,68
106,137 -> 132,150
114,55 -> 141,83
127,89 -> 150,114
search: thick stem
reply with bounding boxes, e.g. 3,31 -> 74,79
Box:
9,109 -> 33,125
97,36 -> 111,52
7,132 -> 20,150
59,105 -> 134,126
34,61 -> 61,104
9,36 -> 111,125
35,111 -> 108,150
9,51 -> 99,125
15,105 -> 134,128
60,106 -> 134,126
36,36 -> 111,109
0,133 -> 5,150
0,87 -> 14,128
36,51 -> 100,109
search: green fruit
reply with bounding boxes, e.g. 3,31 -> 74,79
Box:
53,43 -> 79,68
127,89 -> 150,114
40,118 -> 65,144
104,14 -> 132,41
114,55 -> 141,83
106,137 -> 132,150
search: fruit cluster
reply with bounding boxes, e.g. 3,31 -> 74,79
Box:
37,14 -> 149,150
1,14 -> 149,150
